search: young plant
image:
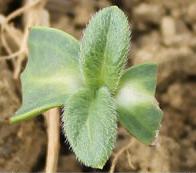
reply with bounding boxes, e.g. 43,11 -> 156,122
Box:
9,6 -> 163,169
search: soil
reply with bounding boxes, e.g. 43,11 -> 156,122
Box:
0,0 -> 195,172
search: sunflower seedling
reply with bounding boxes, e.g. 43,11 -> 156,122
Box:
8,6 -> 163,169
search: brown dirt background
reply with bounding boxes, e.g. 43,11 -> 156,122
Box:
0,0 -> 196,172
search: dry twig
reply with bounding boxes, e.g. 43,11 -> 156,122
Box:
110,140 -> 134,173
126,150 -> 135,169
5,0 -> 41,23
0,50 -> 24,61
0,0 -> 45,78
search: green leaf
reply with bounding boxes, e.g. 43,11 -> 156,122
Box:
11,26 -> 82,123
116,63 -> 163,144
63,86 -> 117,168
80,6 -> 130,93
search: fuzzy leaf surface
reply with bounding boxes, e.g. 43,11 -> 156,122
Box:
12,26 -> 82,123
80,6 -> 130,93
116,63 -> 163,144
63,87 -> 117,168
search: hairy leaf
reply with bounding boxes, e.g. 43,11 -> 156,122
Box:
116,64 -> 163,144
80,6 -> 130,93
63,87 -> 117,168
11,26 -> 82,123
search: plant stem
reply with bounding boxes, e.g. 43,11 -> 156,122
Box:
44,108 -> 60,173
